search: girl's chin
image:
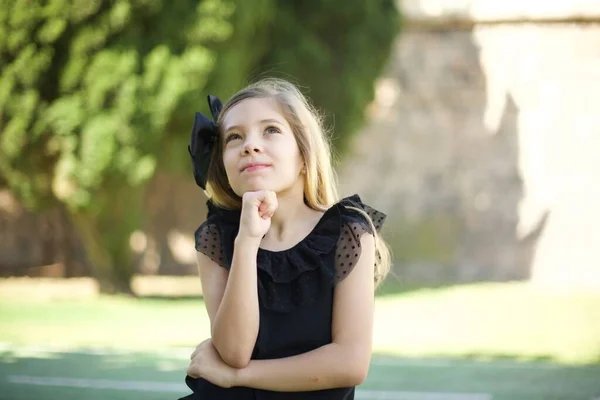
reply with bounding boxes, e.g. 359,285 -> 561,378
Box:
235,182 -> 274,194
241,178 -> 272,190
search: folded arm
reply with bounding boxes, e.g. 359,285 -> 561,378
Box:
234,233 -> 376,391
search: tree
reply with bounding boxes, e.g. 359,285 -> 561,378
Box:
0,0 -> 399,292
255,0 -> 400,155
0,0 -> 269,292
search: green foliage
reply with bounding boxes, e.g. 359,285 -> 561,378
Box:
1,0 -> 399,209
0,0 -> 238,210
0,0 -> 399,290
159,0 -> 274,173
0,0 -> 258,292
164,0 -> 400,173
255,0 -> 400,155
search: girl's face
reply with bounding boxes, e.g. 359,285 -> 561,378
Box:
221,97 -> 304,196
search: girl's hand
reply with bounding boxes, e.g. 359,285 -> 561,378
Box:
187,339 -> 238,388
238,190 -> 278,240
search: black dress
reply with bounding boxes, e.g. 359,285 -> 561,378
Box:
179,194 -> 386,400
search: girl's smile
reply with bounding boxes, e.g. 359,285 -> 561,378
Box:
241,162 -> 272,173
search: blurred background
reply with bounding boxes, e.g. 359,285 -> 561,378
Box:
1,0 -> 599,399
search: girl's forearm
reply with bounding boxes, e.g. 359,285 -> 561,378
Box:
211,237 -> 261,368
235,343 -> 369,391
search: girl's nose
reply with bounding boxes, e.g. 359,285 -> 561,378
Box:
242,138 -> 262,154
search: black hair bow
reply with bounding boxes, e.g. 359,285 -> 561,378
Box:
188,95 -> 223,190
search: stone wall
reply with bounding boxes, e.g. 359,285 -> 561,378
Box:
338,0 -> 600,287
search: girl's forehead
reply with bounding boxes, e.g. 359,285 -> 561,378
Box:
222,97 -> 286,130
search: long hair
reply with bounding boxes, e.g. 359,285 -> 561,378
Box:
205,78 -> 391,286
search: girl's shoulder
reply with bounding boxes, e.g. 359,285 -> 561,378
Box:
293,194 -> 386,257
333,194 -> 386,234
253,194 -> 387,285
323,194 -> 387,282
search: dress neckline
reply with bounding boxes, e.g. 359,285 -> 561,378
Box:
206,196 -> 351,257
206,194 -> 377,258
258,205 -> 336,255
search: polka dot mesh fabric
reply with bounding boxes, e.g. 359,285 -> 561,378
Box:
334,206 -> 384,283
363,205 -> 385,232
194,223 -> 226,268
335,222 -> 364,281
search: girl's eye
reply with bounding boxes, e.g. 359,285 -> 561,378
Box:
225,133 -> 241,143
265,125 -> 281,134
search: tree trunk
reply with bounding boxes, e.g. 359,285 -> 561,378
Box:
70,211 -> 133,294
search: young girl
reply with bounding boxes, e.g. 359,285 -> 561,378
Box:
181,78 -> 390,400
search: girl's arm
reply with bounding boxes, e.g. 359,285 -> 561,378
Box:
234,233 -> 375,391
198,236 -> 261,368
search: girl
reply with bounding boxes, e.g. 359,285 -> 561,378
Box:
182,78 -> 390,399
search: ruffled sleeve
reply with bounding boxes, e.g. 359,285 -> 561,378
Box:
193,200 -> 240,270
334,195 -> 387,283
194,221 -> 227,268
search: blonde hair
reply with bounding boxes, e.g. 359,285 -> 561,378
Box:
205,78 -> 391,286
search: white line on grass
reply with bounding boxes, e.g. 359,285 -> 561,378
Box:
7,375 -> 492,400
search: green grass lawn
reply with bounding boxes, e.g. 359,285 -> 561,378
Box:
1,280 -> 599,399
373,282 -> 600,364
1,281 -> 598,363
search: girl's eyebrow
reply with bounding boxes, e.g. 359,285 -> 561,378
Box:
223,124 -> 242,134
260,118 -> 284,125
223,118 -> 284,133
